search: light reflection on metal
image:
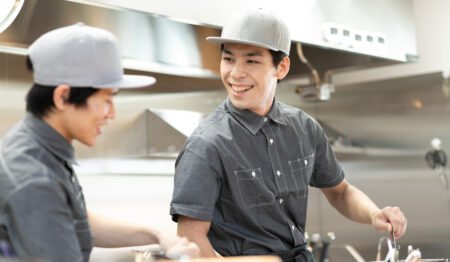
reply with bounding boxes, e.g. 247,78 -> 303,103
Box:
443,69 -> 449,98
151,109 -> 203,137
412,99 -> 423,109
0,0 -> 24,34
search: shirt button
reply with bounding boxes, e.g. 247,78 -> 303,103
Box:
276,170 -> 281,176
71,176 -> 76,183
264,117 -> 268,122
279,198 -> 283,204
269,138 -> 274,145
251,171 -> 256,177
291,225 -> 295,231
304,159 -> 308,165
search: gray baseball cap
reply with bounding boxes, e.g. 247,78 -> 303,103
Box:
207,8 -> 291,55
28,23 -> 156,89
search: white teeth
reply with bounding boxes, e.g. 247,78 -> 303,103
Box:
231,84 -> 253,92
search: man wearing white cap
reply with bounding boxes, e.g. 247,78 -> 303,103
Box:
170,8 -> 407,261
0,24 -> 198,261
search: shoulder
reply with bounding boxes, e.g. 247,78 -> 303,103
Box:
0,121 -> 54,184
189,102 -> 234,144
176,104 -> 233,163
277,101 -> 321,132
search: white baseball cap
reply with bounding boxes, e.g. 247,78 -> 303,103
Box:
28,23 -> 156,89
207,8 -> 291,55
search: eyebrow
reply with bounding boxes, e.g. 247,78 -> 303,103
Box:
223,48 -> 263,57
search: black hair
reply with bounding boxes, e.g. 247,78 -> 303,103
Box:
268,49 -> 287,68
25,56 -> 99,118
220,44 -> 287,68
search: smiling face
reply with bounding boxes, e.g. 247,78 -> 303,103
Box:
62,88 -> 118,147
220,43 -> 290,116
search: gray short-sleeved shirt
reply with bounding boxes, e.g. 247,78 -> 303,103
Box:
170,98 -> 344,256
0,113 -> 93,262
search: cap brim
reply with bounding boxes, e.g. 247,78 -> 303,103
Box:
92,74 -> 156,89
206,36 -> 278,52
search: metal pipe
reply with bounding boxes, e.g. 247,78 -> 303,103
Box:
376,237 -> 388,261
296,43 -> 320,90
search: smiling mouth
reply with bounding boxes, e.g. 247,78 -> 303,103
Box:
229,83 -> 254,93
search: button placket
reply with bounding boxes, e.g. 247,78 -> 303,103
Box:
262,124 -> 286,195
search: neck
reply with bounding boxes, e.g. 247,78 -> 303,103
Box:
251,99 -> 274,116
42,113 -> 73,143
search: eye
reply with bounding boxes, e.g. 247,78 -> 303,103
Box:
222,56 -> 233,62
247,59 -> 260,64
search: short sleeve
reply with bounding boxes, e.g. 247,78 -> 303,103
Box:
170,136 -> 222,222
309,120 -> 345,188
4,180 -> 84,262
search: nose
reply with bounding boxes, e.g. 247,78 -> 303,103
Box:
230,60 -> 247,79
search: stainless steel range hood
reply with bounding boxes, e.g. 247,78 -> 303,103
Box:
0,0 -> 418,92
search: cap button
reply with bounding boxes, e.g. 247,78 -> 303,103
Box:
76,22 -> 85,26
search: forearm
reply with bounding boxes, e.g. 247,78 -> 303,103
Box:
323,182 -> 380,224
88,211 -> 159,248
339,185 -> 380,223
322,180 -> 407,238
177,216 -> 216,257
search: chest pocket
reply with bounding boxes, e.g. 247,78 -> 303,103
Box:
288,153 -> 315,198
235,168 -> 275,208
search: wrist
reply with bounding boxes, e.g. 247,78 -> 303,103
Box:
369,208 -> 380,225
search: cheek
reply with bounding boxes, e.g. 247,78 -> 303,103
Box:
102,104 -> 110,115
220,63 -> 231,77
89,102 -> 108,117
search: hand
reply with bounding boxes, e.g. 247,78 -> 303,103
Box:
157,231 -> 200,259
371,206 -> 407,239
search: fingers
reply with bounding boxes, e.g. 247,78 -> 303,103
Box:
166,241 -> 200,258
160,234 -> 199,258
378,206 -> 407,239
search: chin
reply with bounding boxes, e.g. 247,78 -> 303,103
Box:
229,99 -> 249,110
80,138 -> 96,147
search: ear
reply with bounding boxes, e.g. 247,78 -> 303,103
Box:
276,56 -> 290,80
53,85 -> 71,111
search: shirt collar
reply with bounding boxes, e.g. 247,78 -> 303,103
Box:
24,113 -> 77,165
225,97 -> 287,135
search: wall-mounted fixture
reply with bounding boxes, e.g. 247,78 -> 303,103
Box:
425,138 -> 448,190
322,22 -> 388,55
295,43 -> 335,102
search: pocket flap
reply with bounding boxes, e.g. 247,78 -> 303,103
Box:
235,168 -> 261,180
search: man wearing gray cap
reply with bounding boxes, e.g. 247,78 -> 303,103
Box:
170,8 -> 407,261
0,24 -> 198,261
